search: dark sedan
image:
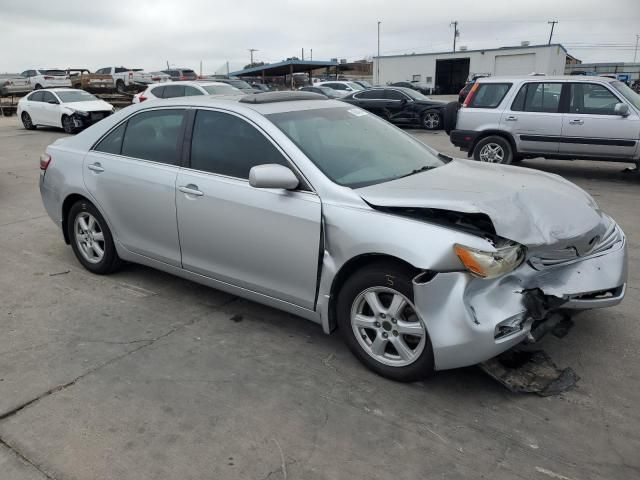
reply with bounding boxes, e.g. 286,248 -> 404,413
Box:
299,86 -> 343,99
342,87 -> 446,130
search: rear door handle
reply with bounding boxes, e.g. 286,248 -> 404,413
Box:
569,119 -> 584,125
87,162 -> 104,173
505,115 -> 518,121
178,185 -> 203,196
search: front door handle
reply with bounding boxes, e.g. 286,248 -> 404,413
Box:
87,162 -> 104,173
505,115 -> 518,121
569,119 -> 584,125
178,184 -> 203,196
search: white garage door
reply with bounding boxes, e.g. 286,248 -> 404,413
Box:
494,53 -> 536,75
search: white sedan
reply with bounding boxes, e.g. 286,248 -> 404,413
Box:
132,81 -> 240,103
18,89 -> 114,134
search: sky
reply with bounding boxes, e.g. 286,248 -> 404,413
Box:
0,0 -> 639,74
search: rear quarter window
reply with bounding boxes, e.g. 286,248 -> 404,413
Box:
469,83 -> 512,108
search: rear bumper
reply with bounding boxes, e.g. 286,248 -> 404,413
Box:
413,235 -> 627,371
450,129 -> 478,151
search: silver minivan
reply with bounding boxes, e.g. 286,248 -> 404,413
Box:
450,76 -> 640,166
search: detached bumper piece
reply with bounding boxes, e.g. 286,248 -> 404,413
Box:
449,129 -> 478,151
480,349 -> 579,396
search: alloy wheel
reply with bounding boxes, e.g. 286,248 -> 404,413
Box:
22,113 -> 33,129
423,112 -> 440,129
350,287 -> 426,367
74,212 -> 105,264
478,143 -> 505,163
63,116 -> 75,134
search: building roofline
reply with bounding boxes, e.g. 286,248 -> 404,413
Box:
229,59 -> 339,76
374,43 -> 568,60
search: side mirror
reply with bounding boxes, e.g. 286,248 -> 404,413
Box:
249,164 -> 299,190
48,100 -> 59,104
614,103 -> 629,117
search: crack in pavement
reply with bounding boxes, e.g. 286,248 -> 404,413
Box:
0,438 -> 57,480
0,295 -> 239,477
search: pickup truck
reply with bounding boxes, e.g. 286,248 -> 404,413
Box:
67,69 -> 114,93
95,67 -> 154,92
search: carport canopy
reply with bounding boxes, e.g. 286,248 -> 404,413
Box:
229,59 -> 339,87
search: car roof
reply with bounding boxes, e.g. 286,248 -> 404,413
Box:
150,81 -> 230,87
129,93 -> 349,115
478,75 -> 618,83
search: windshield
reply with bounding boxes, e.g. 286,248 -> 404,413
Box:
56,90 -> 99,103
202,84 -> 240,95
42,70 -> 66,76
347,82 -> 364,91
225,79 -> 252,89
267,107 -> 444,188
357,80 -> 373,88
611,81 -> 640,110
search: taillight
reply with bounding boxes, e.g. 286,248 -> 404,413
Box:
151,76 -> 160,81
462,83 -> 479,107
129,72 -> 133,78
139,94 -> 147,102
44,76 -> 54,80
40,153 -> 52,171
179,76 -> 186,80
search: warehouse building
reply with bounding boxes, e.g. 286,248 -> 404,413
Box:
374,43 -> 576,94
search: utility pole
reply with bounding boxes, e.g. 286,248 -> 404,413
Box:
377,21 -> 381,85
634,34 -> 639,62
547,20 -> 558,45
450,21 -> 459,52
302,48 -> 304,61
248,48 -> 258,66
310,48 -> 313,61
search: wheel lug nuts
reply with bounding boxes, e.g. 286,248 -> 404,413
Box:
382,332 -> 388,338
374,322 -> 380,327
393,330 -> 398,336
391,318 -> 397,324
380,313 -> 386,319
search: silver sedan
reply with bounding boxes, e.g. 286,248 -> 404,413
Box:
39,92 -> 627,381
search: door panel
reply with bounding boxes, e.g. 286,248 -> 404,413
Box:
84,152 -> 182,266
501,82 -> 563,153
560,83 -> 639,158
176,171 -> 322,308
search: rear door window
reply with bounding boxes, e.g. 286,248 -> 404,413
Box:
468,83 -> 512,108
569,83 -> 620,115
94,123 -> 127,155
120,109 -> 187,164
184,86 -> 203,96
511,83 -> 563,113
356,90 -> 385,99
163,85 -> 185,98
29,91 -> 44,102
151,86 -> 166,98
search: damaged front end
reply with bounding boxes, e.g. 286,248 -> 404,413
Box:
411,219 -> 627,371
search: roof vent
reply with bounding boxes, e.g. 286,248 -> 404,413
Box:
239,91 -> 327,104
459,46 -> 468,51
521,41 -> 530,47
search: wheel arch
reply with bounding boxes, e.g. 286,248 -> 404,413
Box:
61,193 -> 114,245
326,253 -> 421,333
468,130 -> 517,158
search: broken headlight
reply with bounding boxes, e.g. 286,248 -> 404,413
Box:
454,242 -> 525,279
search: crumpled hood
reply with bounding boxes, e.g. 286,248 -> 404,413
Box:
64,100 -> 113,112
357,159 -> 607,247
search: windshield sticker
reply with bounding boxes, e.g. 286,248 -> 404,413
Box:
348,108 -> 368,117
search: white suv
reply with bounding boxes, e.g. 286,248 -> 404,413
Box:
449,76 -> 640,168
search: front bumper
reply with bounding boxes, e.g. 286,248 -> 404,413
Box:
70,111 -> 112,130
413,237 -> 627,371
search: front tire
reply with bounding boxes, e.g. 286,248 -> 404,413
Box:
67,200 -> 122,274
421,110 -> 441,130
62,115 -> 76,134
337,261 -> 434,382
21,112 -> 36,130
116,80 -> 126,93
473,135 -> 513,164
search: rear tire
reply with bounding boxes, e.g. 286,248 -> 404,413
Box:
337,261 -> 434,382
67,200 -> 122,275
116,80 -> 126,93
473,135 -> 513,164
21,112 -> 36,130
34,84 -> 43,90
